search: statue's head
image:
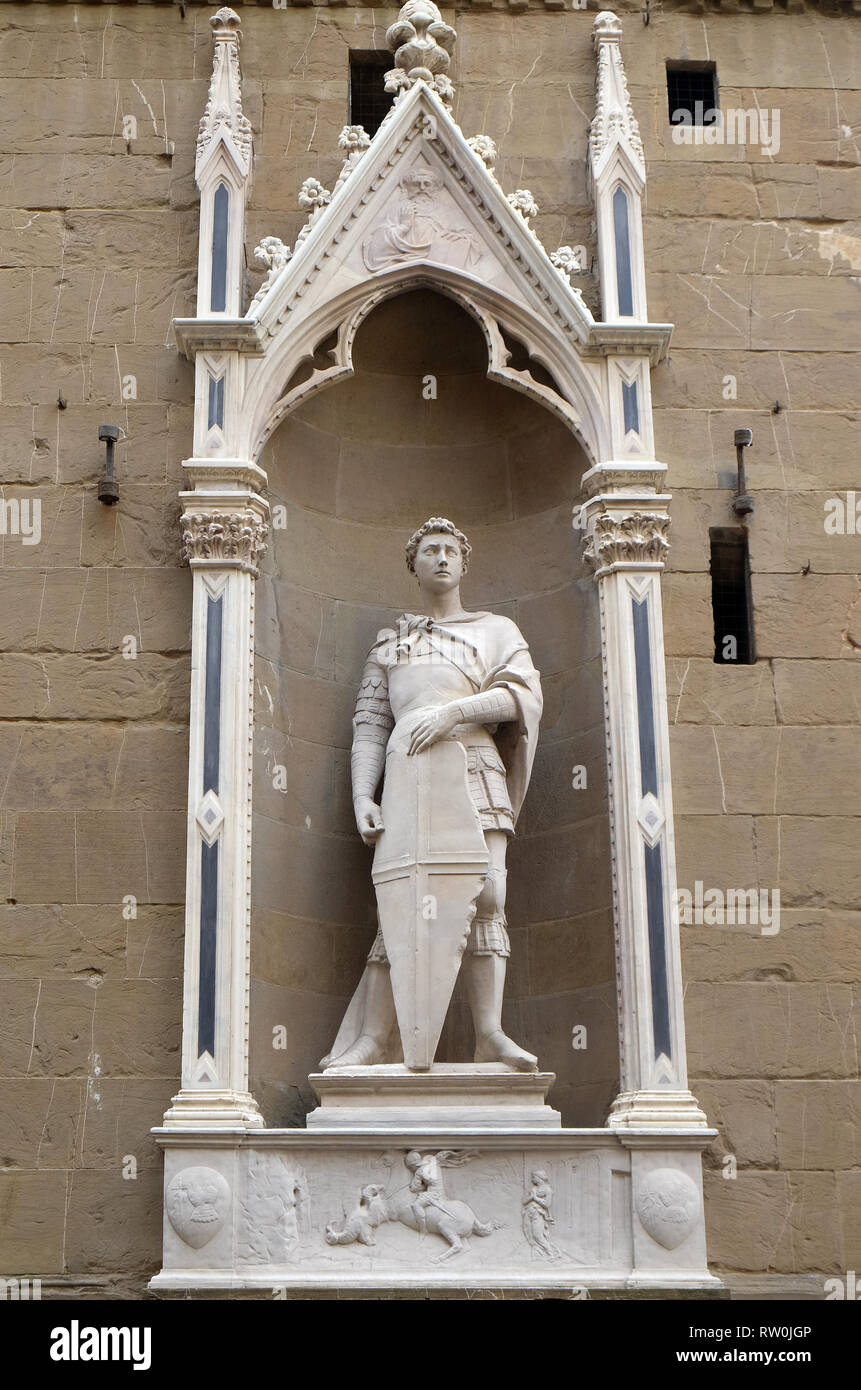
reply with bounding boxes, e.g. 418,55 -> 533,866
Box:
406,517 -> 471,594
400,169 -> 442,202
404,1150 -> 423,1172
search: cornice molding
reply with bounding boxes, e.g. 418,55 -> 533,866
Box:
34,1 -> 861,12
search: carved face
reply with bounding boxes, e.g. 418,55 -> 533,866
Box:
413,532 -> 464,595
402,169 -> 442,202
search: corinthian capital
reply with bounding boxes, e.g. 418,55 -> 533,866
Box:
582,509 -> 670,574
181,509 -> 269,576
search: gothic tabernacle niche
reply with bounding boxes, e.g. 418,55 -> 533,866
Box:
250,288 -> 615,1129
156,6 -> 716,1293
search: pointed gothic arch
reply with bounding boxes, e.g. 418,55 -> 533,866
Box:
246,269 -> 607,466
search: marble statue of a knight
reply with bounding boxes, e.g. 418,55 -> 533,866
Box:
321,518 -> 543,1073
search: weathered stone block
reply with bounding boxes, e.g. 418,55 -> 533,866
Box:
0,653 -> 189,722
251,910 -> 372,997
527,909 -> 615,995
682,909 -> 861,986
125,905 -> 184,981
775,1080 -> 861,1171
0,979 -> 42,1075
71,812 -> 163,905
27,978 -> 98,1077
836,1172 -> 861,1273
11,812 -> 77,903
668,725 -> 727,813
751,275 -> 861,352
646,164 -> 760,219
519,726 -> 608,833
648,272 -> 751,349
773,659 -> 861,726
772,728 -> 861,815
661,574 -> 714,657
508,817 -> 611,921
0,904 -> 125,979
0,150 -> 174,211
753,575 -> 861,659
252,730 -> 353,836
686,982 -> 857,1079
0,207 -> 64,268
78,1078 -> 176,1171
695,1079 -> 777,1167
0,1171 -> 67,1272
666,656 -> 776,726
779,816 -> 861,907
64,1169 -> 164,1273
91,979 -> 181,1078
703,1171 -> 842,1274
0,1078 -> 83,1170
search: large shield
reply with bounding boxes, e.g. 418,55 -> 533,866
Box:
372,739 -> 489,1070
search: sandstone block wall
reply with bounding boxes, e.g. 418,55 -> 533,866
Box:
0,1 -> 857,1293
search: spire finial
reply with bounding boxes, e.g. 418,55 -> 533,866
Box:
384,0 -> 457,108
196,7 -> 252,176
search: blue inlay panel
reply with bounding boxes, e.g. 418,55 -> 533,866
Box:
210,183 -> 229,313
203,596 -> 223,795
632,596 -> 658,797
197,595 -> 223,1061
612,186 -> 634,317
644,842 -> 672,1062
198,841 -> 218,1058
622,379 -> 639,435
633,595 -> 672,1064
208,374 -> 225,430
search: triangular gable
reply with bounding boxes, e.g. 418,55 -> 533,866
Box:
249,81 -> 593,347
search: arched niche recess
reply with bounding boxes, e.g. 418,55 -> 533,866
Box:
248,289 -> 617,1129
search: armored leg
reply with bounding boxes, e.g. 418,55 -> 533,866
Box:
462,830 -> 537,1072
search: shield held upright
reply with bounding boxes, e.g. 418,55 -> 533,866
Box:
372,738 -> 489,1070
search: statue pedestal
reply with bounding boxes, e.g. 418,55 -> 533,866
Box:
307,1064 -> 561,1130
150,1114 -> 720,1294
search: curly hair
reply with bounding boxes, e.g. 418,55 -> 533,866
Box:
405,518 -> 472,575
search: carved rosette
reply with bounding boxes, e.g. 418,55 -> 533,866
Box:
507,189 -> 539,225
467,135 -> 498,176
249,236 -> 292,311
582,510 -> 670,574
181,510 -> 269,577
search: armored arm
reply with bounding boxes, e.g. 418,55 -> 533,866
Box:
351,664 -> 393,805
449,687 -> 519,726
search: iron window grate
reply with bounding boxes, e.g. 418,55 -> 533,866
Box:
349,52 -> 396,136
667,63 -> 719,125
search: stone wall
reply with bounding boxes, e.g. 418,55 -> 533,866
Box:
0,1 -> 857,1293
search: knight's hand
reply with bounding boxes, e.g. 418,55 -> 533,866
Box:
355,796 -> 384,845
408,705 -> 459,756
